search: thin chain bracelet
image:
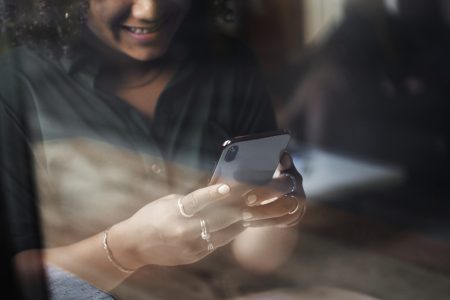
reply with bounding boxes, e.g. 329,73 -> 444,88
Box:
102,229 -> 136,274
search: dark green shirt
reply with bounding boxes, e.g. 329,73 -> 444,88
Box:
1,40 -> 277,254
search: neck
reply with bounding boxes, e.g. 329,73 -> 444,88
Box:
82,27 -> 169,71
98,57 -> 170,91
80,28 -> 173,90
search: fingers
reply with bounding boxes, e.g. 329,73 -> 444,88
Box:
244,174 -> 297,206
194,197 -> 305,257
244,203 -> 307,228
245,152 -> 305,207
278,151 -> 295,172
202,205 -> 243,232
276,152 -> 304,196
178,183 -> 230,217
241,194 -> 306,223
195,222 -> 245,256
210,222 -> 245,248
173,151 -> 307,264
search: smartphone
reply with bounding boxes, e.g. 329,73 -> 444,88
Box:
209,129 -> 291,187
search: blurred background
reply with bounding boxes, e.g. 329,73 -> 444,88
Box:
2,0 -> 449,299
218,0 -> 450,299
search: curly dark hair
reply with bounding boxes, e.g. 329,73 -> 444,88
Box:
1,0 -> 87,53
0,0 -> 234,56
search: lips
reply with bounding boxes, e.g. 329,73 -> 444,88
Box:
117,9 -> 181,45
121,21 -> 163,35
120,12 -> 173,37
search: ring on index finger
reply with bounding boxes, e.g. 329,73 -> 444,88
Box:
282,173 -> 297,194
178,198 -> 195,218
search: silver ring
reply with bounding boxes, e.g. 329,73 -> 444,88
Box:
282,173 -> 297,194
200,219 -> 214,252
288,195 -> 301,215
200,219 -> 211,240
178,198 -> 194,218
207,241 -> 215,252
200,219 -> 211,241
289,203 -> 307,223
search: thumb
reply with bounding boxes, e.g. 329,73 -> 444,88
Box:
279,151 -> 295,172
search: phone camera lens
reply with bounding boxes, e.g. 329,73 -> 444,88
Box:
225,145 -> 239,162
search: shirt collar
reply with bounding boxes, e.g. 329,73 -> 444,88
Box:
59,41 -> 104,89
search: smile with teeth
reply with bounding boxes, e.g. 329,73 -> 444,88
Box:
123,22 -> 162,35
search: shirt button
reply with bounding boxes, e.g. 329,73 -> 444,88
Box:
151,164 -> 162,175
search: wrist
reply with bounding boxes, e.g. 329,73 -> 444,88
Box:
106,222 -> 143,272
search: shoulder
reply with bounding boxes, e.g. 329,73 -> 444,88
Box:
0,46 -> 62,91
0,46 -> 44,69
0,47 -> 61,115
0,46 -> 66,80
0,48 -> 31,105
0,47 -> 50,87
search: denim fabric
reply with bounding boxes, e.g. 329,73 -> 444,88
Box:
46,264 -> 115,300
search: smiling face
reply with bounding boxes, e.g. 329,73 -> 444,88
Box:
87,0 -> 191,62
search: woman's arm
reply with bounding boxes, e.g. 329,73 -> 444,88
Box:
43,184 -> 246,292
44,221 -> 138,292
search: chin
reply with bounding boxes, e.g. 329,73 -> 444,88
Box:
125,48 -> 167,62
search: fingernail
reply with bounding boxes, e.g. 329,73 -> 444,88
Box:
246,195 -> 257,206
243,222 -> 251,227
273,169 -> 281,178
218,184 -> 230,195
242,211 -> 253,220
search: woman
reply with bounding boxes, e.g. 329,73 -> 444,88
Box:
1,0 -> 306,299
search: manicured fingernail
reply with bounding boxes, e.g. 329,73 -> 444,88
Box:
246,195 -> 257,206
218,184 -> 230,195
242,211 -> 253,220
243,222 -> 251,227
273,169 -> 281,178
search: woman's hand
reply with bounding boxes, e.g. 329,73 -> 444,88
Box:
107,152 -> 306,272
240,151 -> 307,228
43,152 -> 306,290
231,152 -> 306,273
109,183 -> 246,270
